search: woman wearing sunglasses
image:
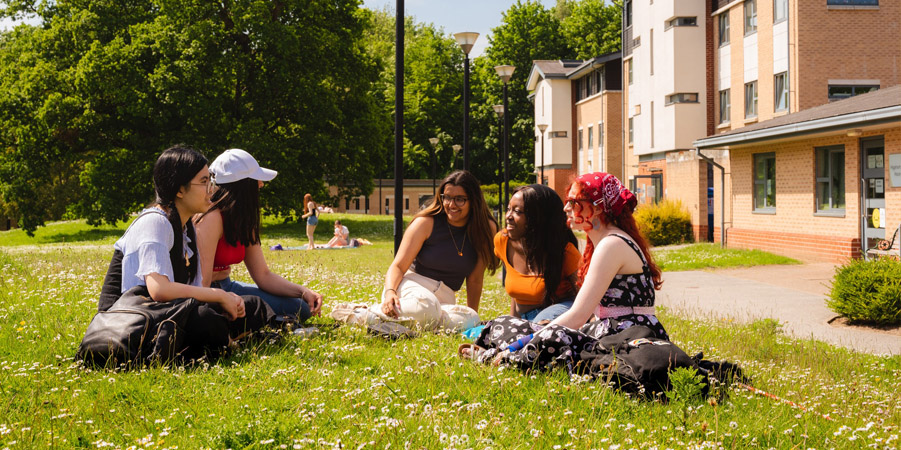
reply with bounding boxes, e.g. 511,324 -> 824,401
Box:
194,149 -> 323,322
379,170 -> 499,330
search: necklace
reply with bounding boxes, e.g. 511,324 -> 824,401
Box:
448,222 -> 466,257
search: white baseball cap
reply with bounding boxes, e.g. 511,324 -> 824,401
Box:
210,148 -> 277,184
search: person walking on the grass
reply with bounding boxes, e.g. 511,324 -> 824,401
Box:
302,193 -> 319,250
194,148 -> 323,322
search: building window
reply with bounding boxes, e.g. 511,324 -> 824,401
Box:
816,146 -> 845,213
628,61 -> 633,84
827,0 -> 877,5
649,29 -> 654,76
744,0 -> 757,35
666,17 -> 697,29
774,0 -> 788,22
744,81 -> 758,118
628,118 -> 634,144
598,123 -> 604,148
719,89 -> 731,123
774,72 -> 789,111
665,93 -> 699,105
625,0 -> 632,28
718,13 -> 730,46
353,198 -> 360,210
754,152 -> 776,211
578,128 -> 583,150
365,197 -> 370,210
828,84 -> 879,101
633,36 -> 641,47
405,198 -> 409,210
588,125 -> 593,150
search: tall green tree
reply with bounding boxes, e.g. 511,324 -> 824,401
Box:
0,0 -> 388,234
561,0 -> 622,59
361,8 -> 464,182
470,0 -> 571,185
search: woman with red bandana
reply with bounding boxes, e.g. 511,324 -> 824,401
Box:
549,172 -> 666,338
463,173 -> 667,368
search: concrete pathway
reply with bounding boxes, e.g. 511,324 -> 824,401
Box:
656,263 -> 901,355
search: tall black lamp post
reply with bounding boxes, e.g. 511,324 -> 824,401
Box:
537,123 -> 548,185
454,32 -> 479,171
428,137 -> 439,197
492,104 -> 505,223
393,0 -> 405,253
494,64 -> 515,225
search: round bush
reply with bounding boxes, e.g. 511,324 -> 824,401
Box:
828,258 -> 901,326
634,199 -> 693,246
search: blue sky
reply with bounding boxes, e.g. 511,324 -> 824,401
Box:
362,0 -> 556,58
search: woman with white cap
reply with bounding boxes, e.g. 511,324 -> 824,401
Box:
195,148 -> 323,322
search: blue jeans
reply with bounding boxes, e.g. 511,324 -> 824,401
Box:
214,277 -> 311,322
520,299 -> 575,323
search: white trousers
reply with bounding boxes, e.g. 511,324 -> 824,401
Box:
378,272 -> 479,331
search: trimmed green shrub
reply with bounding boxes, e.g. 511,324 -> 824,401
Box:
634,199 -> 693,246
828,258 -> 901,325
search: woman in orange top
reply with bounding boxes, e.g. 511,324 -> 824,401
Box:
495,184 -> 581,323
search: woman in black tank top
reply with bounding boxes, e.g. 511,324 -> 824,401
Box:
380,171 -> 500,321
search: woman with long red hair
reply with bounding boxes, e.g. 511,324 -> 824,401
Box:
548,172 -> 666,338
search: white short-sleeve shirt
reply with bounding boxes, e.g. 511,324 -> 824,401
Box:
113,207 -> 203,293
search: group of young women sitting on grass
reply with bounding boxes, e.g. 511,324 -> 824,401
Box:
94,144 -> 665,361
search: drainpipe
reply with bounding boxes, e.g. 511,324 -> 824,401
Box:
696,148 -> 726,248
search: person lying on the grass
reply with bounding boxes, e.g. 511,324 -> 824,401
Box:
326,219 -> 349,247
97,145 -> 275,352
377,170 -> 499,330
496,184 -> 581,324
462,172 -> 666,364
194,148 -> 323,323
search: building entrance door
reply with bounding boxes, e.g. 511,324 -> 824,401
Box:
861,137 -> 886,258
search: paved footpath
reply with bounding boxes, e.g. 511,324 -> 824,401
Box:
656,263 -> 901,355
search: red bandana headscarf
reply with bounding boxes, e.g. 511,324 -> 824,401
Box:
575,172 -> 637,217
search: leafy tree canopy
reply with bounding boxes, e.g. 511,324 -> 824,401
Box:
0,0 -> 388,234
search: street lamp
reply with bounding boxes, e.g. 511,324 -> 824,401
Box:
492,105 -> 505,221
451,144 -> 462,170
494,64 -> 515,227
537,123 -> 548,185
428,137 -> 439,197
454,32 -> 479,171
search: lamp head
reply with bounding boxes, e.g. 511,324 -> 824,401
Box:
452,144 -> 462,154
492,104 -> 505,118
537,123 -> 548,132
429,137 -> 439,146
494,65 -> 516,83
454,32 -> 479,56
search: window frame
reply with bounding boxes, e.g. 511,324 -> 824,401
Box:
774,0 -> 788,23
774,72 -> 789,112
744,0 -> 757,35
827,84 -> 879,101
815,145 -> 846,214
719,89 -> 731,124
753,152 -> 776,212
665,93 -> 700,105
718,13 -> 730,46
744,81 -> 758,119
826,0 -> 878,5
587,125 -> 594,150
666,16 -> 698,30
628,118 -> 634,144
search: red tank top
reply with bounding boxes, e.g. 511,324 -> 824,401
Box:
213,236 -> 245,271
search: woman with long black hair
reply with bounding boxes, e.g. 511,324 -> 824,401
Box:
495,184 -> 581,323
195,149 -> 323,322
95,145 -> 274,354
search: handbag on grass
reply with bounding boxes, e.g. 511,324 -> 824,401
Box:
77,285 -> 198,368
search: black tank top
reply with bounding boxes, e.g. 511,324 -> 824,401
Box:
410,213 -> 477,291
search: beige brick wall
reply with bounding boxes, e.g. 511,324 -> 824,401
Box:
603,91 -> 624,181
728,126 -> 900,262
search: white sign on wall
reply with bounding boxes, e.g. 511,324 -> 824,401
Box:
890,154 -> 901,188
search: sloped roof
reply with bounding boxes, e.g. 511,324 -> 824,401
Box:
695,84 -> 901,148
526,53 -> 622,90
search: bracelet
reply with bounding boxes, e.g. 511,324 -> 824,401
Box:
385,288 -> 397,294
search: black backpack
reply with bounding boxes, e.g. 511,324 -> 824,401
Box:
579,326 -> 706,397
77,285 -> 198,368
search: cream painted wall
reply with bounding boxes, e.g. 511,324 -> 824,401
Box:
773,20 -> 788,75
533,78 -> 573,168
743,32 -> 758,83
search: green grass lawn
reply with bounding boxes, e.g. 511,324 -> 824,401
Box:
0,215 -> 898,449
654,243 -> 801,271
